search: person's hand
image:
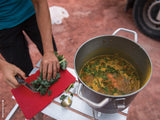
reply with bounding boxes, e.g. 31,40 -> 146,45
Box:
40,52 -> 60,80
0,61 -> 26,88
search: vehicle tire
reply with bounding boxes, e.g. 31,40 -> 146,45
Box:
133,0 -> 160,40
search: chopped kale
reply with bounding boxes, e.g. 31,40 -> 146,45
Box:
41,80 -> 51,88
106,65 -> 119,74
31,52 -> 67,96
112,88 -> 118,94
60,59 -> 67,70
40,88 -> 48,96
70,93 -> 73,97
31,72 -> 61,96
60,94 -> 67,101
103,87 -> 108,93
48,90 -> 52,96
36,85 -> 43,92
55,52 -> 68,70
101,75 -> 108,80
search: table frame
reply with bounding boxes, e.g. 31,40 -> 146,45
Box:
5,61 -> 129,120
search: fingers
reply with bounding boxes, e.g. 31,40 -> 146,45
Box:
42,61 -> 48,80
16,68 -> 26,80
10,68 -> 25,88
41,60 -> 60,81
52,61 -> 58,79
2,64 -> 25,88
57,60 -> 60,72
6,77 -> 20,88
6,80 -> 16,88
47,63 -> 52,80
40,52 -> 61,81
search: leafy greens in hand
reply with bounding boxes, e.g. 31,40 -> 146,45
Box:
31,52 -> 67,96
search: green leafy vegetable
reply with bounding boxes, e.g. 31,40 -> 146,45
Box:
48,90 -> 52,96
70,93 -> 73,97
59,83 -> 75,106
31,72 -> 60,96
55,52 -> 68,70
65,83 -> 74,93
103,87 -> 108,93
40,88 -> 48,96
31,52 -> 67,96
60,94 -> 67,101
59,59 -> 67,70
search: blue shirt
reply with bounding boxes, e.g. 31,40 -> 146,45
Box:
0,0 -> 35,30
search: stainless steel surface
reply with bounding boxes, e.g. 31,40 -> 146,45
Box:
74,28 -> 152,113
60,83 -> 74,107
112,28 -> 138,43
77,83 -> 110,108
61,95 -> 72,107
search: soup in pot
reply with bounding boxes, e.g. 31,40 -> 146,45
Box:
79,54 -> 140,96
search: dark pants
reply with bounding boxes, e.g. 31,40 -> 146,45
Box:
0,14 -> 57,76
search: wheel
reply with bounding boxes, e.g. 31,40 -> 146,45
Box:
133,0 -> 160,40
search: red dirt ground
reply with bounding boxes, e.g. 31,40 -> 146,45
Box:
0,0 -> 160,120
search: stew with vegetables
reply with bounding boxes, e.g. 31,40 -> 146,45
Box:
79,55 -> 140,96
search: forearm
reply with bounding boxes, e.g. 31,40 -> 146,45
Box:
31,0 -> 54,54
31,0 -> 60,80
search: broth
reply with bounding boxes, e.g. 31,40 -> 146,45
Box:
79,55 -> 140,96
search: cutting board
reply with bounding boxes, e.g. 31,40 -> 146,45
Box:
11,69 -> 76,119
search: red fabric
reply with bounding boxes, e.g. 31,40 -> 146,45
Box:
11,70 -> 76,119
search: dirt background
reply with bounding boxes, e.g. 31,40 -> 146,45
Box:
0,0 -> 160,120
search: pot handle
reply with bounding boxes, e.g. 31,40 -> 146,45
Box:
112,28 -> 138,43
77,83 -> 110,108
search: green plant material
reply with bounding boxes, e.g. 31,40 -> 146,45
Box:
31,52 -> 67,96
112,88 -> 118,95
59,83 -> 74,104
65,83 -> 74,93
60,94 -> 67,101
59,59 -> 67,70
106,65 -> 119,74
55,52 -> 68,70
103,87 -> 108,93
49,72 -> 60,84
31,72 -> 61,96
55,72 -> 61,79
40,88 -> 48,96
70,93 -> 73,97
36,85 -> 43,92
57,55 -> 64,61
48,90 -> 52,96
41,80 -> 51,88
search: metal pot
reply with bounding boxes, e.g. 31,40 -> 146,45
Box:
74,28 -> 152,113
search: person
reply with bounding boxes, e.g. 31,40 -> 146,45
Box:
0,0 -> 60,89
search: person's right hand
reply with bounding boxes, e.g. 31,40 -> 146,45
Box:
0,61 -> 26,88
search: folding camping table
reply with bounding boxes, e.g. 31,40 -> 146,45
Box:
5,61 -> 129,120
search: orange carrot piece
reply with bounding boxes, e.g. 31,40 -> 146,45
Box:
107,74 -> 113,78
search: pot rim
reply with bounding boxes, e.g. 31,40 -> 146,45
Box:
74,35 -> 152,98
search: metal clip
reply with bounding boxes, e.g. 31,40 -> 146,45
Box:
115,98 -> 126,109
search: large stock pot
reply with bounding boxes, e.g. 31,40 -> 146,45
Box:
74,28 -> 152,113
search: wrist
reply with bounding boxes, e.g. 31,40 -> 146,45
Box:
43,49 -> 55,55
0,59 -> 7,70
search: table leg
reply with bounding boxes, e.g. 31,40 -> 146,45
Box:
5,104 -> 19,120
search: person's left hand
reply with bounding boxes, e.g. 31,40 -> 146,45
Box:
40,52 -> 60,80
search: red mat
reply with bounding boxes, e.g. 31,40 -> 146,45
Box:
11,70 -> 76,119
